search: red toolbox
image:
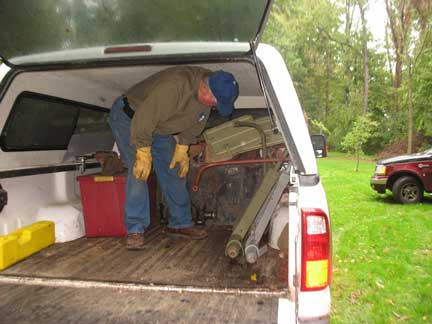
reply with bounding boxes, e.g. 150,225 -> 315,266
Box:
77,173 -> 156,237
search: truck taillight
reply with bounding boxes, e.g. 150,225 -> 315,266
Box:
301,208 -> 331,291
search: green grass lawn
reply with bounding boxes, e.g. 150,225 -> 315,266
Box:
317,153 -> 432,324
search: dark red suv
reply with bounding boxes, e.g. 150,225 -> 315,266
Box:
370,148 -> 432,203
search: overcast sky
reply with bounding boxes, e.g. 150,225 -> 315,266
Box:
367,0 -> 387,47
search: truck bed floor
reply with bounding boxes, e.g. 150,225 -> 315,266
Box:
0,282 -> 279,324
1,225 -> 286,290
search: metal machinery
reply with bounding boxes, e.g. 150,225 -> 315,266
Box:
184,114 -> 290,263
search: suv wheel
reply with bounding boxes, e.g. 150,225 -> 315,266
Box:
392,176 -> 423,204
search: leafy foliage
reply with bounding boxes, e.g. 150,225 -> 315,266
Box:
341,114 -> 378,171
342,115 -> 377,154
263,0 -> 432,155
413,40 -> 432,137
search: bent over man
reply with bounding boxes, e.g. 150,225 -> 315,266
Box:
109,66 -> 239,250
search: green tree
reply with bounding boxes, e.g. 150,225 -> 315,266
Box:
263,0 -> 344,139
262,0 -> 430,155
413,42 -> 432,137
385,0 -> 432,153
342,114 -> 378,171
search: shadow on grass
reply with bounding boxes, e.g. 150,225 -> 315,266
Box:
421,195 -> 432,204
370,193 -> 432,205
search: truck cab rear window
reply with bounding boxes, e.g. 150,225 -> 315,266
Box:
0,92 -> 109,151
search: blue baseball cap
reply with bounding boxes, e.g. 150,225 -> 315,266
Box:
208,70 -> 239,117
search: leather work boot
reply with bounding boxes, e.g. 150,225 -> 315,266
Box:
126,233 -> 145,250
165,227 -> 208,240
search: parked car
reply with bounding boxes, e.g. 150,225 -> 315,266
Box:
0,1 -> 331,323
370,148 -> 432,203
311,134 -> 328,158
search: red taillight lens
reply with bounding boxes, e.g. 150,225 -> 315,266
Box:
301,208 -> 331,291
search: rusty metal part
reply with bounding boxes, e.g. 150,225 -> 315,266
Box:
191,158 -> 289,192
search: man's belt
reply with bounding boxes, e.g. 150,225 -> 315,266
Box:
122,96 -> 135,119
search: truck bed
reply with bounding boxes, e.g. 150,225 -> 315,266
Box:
0,224 -> 287,323
0,282 -> 280,324
1,224 -> 285,290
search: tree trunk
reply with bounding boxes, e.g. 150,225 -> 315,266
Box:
325,45 -> 331,118
363,47 -> 369,114
385,21 -> 394,85
358,2 -> 369,114
385,0 -> 412,112
407,59 -> 413,154
394,52 -> 403,90
343,0 -> 355,107
356,149 -> 360,172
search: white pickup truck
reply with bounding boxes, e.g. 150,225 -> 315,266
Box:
0,1 -> 331,323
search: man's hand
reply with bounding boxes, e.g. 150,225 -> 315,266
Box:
169,144 -> 190,178
133,147 -> 152,181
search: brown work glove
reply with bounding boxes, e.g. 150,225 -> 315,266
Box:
169,144 -> 190,178
133,147 -> 152,181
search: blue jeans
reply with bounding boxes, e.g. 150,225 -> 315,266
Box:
109,96 -> 193,233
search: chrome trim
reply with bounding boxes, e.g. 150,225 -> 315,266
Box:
0,274 -> 288,297
370,178 -> 387,185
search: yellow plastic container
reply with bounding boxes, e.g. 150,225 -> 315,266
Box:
0,221 -> 55,270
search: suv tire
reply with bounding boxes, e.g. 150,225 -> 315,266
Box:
393,176 -> 423,204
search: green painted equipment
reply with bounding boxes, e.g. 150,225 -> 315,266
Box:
225,150 -> 289,259
203,115 -> 284,162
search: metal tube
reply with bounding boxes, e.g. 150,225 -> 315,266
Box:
191,158 -> 289,192
225,235 -> 243,259
244,243 -> 259,264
